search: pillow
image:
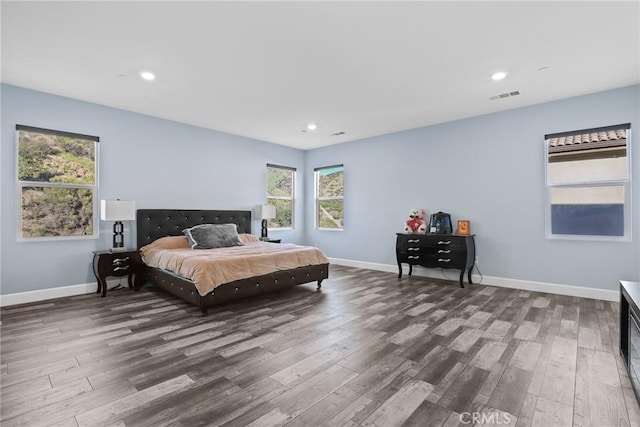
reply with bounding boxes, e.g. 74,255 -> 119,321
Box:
183,223 -> 244,249
144,235 -> 188,249
239,233 -> 260,244
140,236 -> 188,258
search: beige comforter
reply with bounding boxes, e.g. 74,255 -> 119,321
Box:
141,238 -> 329,296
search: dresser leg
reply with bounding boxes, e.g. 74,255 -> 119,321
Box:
468,268 -> 474,285
397,262 -> 402,279
459,270 -> 465,288
408,264 -> 413,276
100,278 -> 108,297
93,253 -> 101,294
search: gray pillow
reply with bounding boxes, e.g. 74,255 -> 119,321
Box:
183,224 -> 244,249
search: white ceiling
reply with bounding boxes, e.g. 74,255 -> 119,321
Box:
2,1 -> 639,150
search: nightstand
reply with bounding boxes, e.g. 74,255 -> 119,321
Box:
260,238 -> 281,243
92,249 -> 140,297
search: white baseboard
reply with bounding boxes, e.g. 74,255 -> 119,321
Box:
0,279 -> 120,307
473,275 -> 618,302
2,260 -> 619,307
328,257 -> 619,302
329,257 -> 399,274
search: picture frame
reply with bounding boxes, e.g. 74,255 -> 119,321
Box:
457,220 -> 470,236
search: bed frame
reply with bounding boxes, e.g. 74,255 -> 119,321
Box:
135,209 -> 329,316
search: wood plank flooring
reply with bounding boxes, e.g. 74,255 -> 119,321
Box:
1,265 -> 638,426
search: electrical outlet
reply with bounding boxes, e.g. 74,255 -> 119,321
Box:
475,256 -> 479,264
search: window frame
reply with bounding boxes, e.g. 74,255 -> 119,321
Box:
266,163 -> 295,230
15,125 -> 100,242
315,164 -> 344,231
544,124 -> 631,241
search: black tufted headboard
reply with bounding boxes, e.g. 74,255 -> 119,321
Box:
136,209 -> 252,248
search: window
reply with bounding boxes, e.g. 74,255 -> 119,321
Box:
315,164 -> 344,230
545,124 -> 630,239
16,125 -> 99,240
266,164 -> 295,229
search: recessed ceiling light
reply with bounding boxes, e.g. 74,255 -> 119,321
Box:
491,71 -> 508,81
139,71 -> 156,81
307,123 -> 317,131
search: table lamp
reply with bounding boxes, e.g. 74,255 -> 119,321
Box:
101,199 -> 136,251
255,204 -> 276,239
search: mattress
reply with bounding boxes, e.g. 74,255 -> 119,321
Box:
141,236 -> 329,296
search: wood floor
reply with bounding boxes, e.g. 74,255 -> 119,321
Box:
1,265 -> 639,427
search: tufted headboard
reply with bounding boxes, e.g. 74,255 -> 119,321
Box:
136,209 -> 252,248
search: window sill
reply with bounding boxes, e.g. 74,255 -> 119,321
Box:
546,233 -> 631,243
17,234 -> 99,242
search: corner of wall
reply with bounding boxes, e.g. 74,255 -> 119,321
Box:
0,83 -> 4,294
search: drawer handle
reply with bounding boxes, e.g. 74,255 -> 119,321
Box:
408,255 -> 420,260
407,239 -> 420,243
113,266 -> 129,272
437,241 -> 451,245
408,247 -> 420,251
113,257 -> 129,264
438,249 -> 451,254
437,258 -> 451,263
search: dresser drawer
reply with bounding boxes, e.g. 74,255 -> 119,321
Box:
398,253 -> 437,264
424,236 -> 467,250
397,236 -> 426,251
397,234 -> 466,250
111,255 -> 132,272
399,252 -> 466,267
433,254 -> 467,269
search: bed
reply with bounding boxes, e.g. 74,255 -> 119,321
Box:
135,209 -> 329,316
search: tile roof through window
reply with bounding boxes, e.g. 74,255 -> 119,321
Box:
548,128 -> 627,154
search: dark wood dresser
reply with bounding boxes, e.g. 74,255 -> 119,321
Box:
395,233 -> 476,287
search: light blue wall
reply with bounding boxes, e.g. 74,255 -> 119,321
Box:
304,85 -> 640,291
1,84 -> 305,295
2,84 -> 638,297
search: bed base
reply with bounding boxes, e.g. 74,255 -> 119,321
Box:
136,263 -> 329,316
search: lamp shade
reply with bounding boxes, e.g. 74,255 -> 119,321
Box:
100,200 -> 136,221
255,204 -> 276,220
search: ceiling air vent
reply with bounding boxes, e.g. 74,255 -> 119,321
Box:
330,131 -> 346,136
489,90 -> 520,101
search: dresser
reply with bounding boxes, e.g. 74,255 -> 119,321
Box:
395,233 -> 476,287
